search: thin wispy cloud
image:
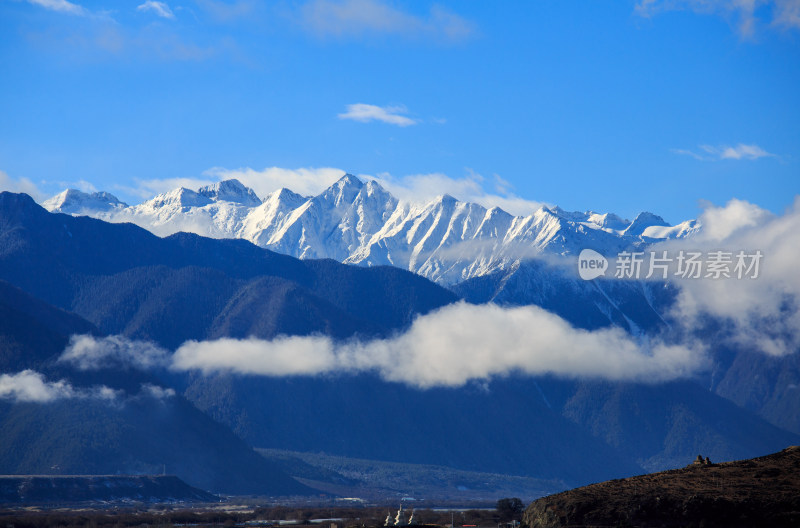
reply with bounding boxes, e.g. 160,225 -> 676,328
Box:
137,1 -> 176,20
26,0 -> 87,16
672,143 -> 776,161
0,170 -> 45,202
338,103 -> 418,127
19,0 -> 229,62
773,0 -> 800,29
635,0 -> 800,36
299,0 -> 475,42
713,143 -> 776,160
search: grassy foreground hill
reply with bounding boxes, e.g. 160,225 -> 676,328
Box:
523,446 -> 800,528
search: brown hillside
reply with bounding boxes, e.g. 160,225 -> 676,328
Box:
523,446 -> 800,528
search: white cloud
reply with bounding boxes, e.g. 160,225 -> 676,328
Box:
59,334 -> 170,371
26,0 -> 87,16
693,197 -> 773,241
0,170 -> 45,202
173,335 -> 338,376
338,103 -> 418,127
652,196 -> 800,356
140,383 -> 176,399
635,0 -> 800,36
0,370 -> 75,403
709,143 -> 775,160
137,1 -> 176,19
299,0 -> 475,42
169,302 -> 706,388
672,143 -> 776,161
0,370 -> 119,403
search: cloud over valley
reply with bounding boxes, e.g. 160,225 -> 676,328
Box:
60,302 -> 707,388
653,197 -> 800,356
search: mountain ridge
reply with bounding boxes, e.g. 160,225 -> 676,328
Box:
0,278 -> 315,496
42,175 -> 699,284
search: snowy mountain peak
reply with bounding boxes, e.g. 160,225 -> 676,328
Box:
143,187 -> 212,210
623,212 -> 669,237
337,173 -> 363,187
541,205 -> 565,220
586,212 -> 629,231
642,218 -> 700,240
43,189 -> 128,214
197,179 -> 261,207
265,187 -> 307,205
364,179 -> 390,197
43,173 -> 697,285
329,173 -> 364,195
319,173 -> 365,207
436,194 -> 458,206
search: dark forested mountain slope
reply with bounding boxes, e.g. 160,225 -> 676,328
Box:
0,278 -> 312,496
0,192 -> 457,347
0,279 -> 96,371
0,395 -> 312,496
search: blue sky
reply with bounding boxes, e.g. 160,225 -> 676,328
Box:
0,0 -> 798,223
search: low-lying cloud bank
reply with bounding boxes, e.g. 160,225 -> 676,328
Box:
653,196 -> 800,356
61,302 -> 706,388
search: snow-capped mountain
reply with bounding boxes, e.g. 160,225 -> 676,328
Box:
44,174 -> 699,284
43,189 -> 128,215
197,179 -> 262,207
